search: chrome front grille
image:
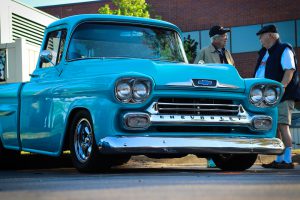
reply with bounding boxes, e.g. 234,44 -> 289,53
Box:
156,98 -> 240,116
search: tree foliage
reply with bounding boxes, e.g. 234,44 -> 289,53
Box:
98,0 -> 150,18
183,35 -> 198,63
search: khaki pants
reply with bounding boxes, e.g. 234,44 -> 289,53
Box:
278,100 -> 295,125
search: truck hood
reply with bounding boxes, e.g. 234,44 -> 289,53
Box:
66,59 -> 245,92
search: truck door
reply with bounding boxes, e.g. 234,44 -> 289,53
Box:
20,28 -> 67,155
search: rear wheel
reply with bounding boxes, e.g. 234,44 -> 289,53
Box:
69,110 -> 111,172
212,154 -> 257,171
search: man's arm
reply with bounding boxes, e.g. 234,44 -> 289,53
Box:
281,48 -> 296,88
281,69 -> 295,88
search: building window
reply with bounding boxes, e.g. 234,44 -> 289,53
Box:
182,31 -> 200,50
200,30 -> 210,49
231,25 -> 261,53
297,20 -> 300,47
200,30 -> 231,51
264,21 -> 296,47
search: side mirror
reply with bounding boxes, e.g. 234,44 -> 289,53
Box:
39,50 -> 55,65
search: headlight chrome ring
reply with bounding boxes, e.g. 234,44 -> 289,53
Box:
250,86 -> 263,104
115,78 -> 152,103
116,81 -> 132,102
132,81 -> 150,102
263,86 -> 279,105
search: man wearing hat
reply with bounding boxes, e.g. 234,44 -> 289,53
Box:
254,24 -> 300,169
194,25 -> 234,65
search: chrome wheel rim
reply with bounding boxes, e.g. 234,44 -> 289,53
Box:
74,118 -> 93,163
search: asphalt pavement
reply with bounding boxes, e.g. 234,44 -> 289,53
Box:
0,154 -> 299,200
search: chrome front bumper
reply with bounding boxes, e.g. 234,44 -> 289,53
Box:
98,136 -> 284,155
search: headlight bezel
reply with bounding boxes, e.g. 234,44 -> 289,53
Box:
115,77 -> 152,103
116,81 -> 132,103
249,84 -> 281,107
132,80 -> 151,102
249,86 -> 263,104
263,85 -> 279,105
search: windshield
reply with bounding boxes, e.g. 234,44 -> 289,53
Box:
67,22 -> 187,63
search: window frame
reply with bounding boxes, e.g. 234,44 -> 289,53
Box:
65,22 -> 187,63
40,29 -> 67,68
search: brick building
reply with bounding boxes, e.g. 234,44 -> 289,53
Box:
38,0 -> 300,78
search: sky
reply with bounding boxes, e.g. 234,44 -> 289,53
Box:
18,0 -> 98,7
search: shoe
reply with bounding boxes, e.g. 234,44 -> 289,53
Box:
276,162 -> 294,169
207,158 -> 217,168
262,161 -> 280,168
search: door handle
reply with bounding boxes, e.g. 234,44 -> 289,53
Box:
29,74 -> 40,78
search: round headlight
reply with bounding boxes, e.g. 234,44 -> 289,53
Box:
133,82 -> 149,102
264,87 -> 277,104
250,87 -> 263,104
116,82 -> 132,101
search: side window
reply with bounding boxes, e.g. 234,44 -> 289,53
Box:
41,29 -> 67,68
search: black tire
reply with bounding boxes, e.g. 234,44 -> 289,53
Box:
69,110 -> 111,172
0,140 -> 20,169
212,154 -> 257,171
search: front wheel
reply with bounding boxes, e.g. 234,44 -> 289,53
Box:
212,154 -> 257,171
69,110 -> 111,172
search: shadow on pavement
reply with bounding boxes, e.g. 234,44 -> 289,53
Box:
0,153 -> 299,172
0,154 -> 73,170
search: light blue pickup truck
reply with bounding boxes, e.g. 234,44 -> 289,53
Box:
0,14 -> 284,172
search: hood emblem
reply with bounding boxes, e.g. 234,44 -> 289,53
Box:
192,79 -> 217,87
166,80 -> 239,89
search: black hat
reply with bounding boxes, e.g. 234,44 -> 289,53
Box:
209,25 -> 230,37
256,25 -> 278,36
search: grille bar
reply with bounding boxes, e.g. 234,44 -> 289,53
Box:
156,98 -> 240,116
158,108 -> 239,113
157,102 -> 238,107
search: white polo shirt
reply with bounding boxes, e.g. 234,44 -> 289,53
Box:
255,48 -> 296,78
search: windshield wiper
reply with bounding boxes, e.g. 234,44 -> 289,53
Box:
68,56 -> 184,63
150,58 -> 184,63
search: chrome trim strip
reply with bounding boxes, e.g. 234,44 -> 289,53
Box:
98,136 -> 284,155
149,114 -> 272,131
166,81 -> 192,87
0,105 -> 16,116
150,114 -> 249,125
0,110 -> 15,116
216,82 -> 240,89
123,112 -> 272,131
166,80 -> 239,89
